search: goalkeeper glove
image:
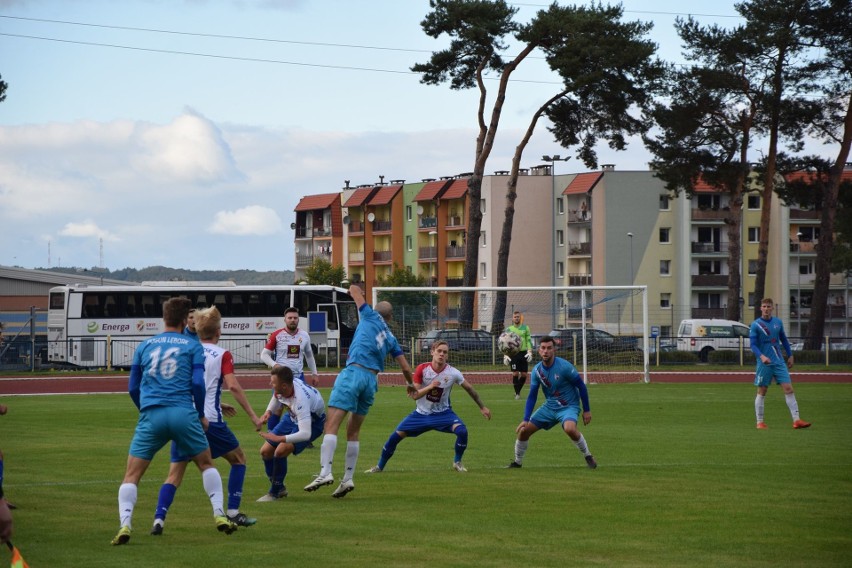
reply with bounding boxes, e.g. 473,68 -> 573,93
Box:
503,355 -> 512,366
525,351 -> 533,362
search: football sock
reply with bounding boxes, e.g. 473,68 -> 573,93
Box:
454,425 -> 468,463
378,432 -> 403,469
118,482 -> 138,529
343,441 -> 359,483
320,434 -> 337,477
154,483 -> 177,521
514,440 -> 529,464
785,393 -> 800,421
512,376 -> 521,395
228,464 -> 246,510
573,433 -> 591,456
755,394 -> 765,423
270,458 -> 287,494
201,467 -> 226,517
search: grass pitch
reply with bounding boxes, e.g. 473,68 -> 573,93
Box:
1,382 -> 850,567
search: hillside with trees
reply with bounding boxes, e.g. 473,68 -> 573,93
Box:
37,266 -> 295,285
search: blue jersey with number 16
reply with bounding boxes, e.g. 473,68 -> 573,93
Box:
129,331 -> 206,411
345,303 -> 403,372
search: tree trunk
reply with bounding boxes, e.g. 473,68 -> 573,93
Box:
805,91 -> 852,349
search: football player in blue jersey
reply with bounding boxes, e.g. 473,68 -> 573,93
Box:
304,284 -> 416,498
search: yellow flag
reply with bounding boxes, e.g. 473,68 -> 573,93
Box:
8,542 -> 29,568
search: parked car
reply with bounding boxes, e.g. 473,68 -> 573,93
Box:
545,328 -> 639,352
419,329 -> 496,353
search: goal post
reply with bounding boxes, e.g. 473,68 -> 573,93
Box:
372,285 -> 649,384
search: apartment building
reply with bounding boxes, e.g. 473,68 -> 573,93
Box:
293,166 -> 850,339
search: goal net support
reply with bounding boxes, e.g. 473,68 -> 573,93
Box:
372,285 -> 649,384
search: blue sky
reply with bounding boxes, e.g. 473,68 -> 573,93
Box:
0,0 -> 752,271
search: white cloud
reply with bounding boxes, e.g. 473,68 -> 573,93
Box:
208,205 -> 283,236
58,221 -> 120,241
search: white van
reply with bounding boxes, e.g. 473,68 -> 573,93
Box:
676,319 -> 751,362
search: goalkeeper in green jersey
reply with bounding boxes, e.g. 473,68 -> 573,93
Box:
503,311 -> 534,399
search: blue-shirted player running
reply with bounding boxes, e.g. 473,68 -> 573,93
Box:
750,298 -> 811,430
506,335 -> 597,470
111,298 -> 237,546
303,284 -> 416,498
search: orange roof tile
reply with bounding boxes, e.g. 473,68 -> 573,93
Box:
563,172 -> 602,195
368,185 -> 402,206
343,187 -> 377,208
441,178 -> 469,200
414,179 -> 452,202
294,192 -> 339,212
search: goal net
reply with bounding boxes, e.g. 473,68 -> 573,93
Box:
372,285 -> 649,384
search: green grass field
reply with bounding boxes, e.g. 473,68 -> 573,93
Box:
1,382 -> 850,567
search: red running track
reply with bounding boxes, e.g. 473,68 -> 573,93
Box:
0,369 -> 850,396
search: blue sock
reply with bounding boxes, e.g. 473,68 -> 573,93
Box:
270,457 -> 287,493
227,464 -> 246,511
378,432 -> 404,470
154,483 -> 177,521
454,425 -> 468,463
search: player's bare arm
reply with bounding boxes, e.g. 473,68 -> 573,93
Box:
462,383 -> 491,420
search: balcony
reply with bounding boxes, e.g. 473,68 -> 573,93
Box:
568,242 -> 591,255
348,220 -> 364,233
313,227 -> 331,237
446,277 -> 464,287
692,274 -> 728,287
373,250 -> 392,262
691,242 -> 731,254
827,304 -> 849,319
419,246 -> 437,261
349,251 -> 365,264
789,241 -> 817,253
691,208 -> 728,221
790,208 -> 820,220
446,244 -> 466,259
568,211 -> 590,223
419,217 -> 438,229
296,253 -> 313,267
295,227 -> 308,239
691,307 -> 727,318
447,216 -> 464,227
568,273 -> 591,286
373,220 -> 392,232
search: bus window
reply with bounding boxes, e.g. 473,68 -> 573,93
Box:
267,291 -> 290,315
83,294 -> 103,318
247,293 -> 264,316
125,294 -> 138,317
141,294 -> 157,317
50,292 -> 65,310
230,293 -> 247,316
103,294 -> 118,317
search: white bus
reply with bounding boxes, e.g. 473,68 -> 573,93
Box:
47,282 -> 358,368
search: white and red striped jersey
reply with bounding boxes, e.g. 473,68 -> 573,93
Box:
413,361 -> 465,415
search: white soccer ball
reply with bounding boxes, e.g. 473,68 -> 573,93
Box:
498,331 -> 522,356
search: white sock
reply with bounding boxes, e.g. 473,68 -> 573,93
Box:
514,440 -> 528,464
343,441 -> 360,482
785,393 -> 800,421
755,394 -> 765,423
320,434 -> 338,477
573,433 -> 591,456
201,467 -> 225,517
118,483 -> 137,529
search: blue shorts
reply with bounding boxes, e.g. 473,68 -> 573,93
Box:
754,360 -> 791,387
394,409 -> 463,437
129,406 -> 209,461
268,413 -> 326,455
170,421 -> 239,462
530,404 -> 580,430
328,365 -> 378,416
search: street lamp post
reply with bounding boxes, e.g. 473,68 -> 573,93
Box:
627,232 -> 635,330
796,232 -> 803,337
543,154 -> 570,329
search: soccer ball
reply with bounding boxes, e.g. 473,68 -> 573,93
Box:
498,331 -> 521,356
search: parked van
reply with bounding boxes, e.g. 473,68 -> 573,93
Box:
676,319 -> 751,362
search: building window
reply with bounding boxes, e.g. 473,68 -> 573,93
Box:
406,205 -> 412,222
799,227 -> 820,242
480,262 -> 487,279
748,227 -> 760,242
557,230 -> 564,246
405,235 -> 412,252
557,293 -> 565,308
748,259 -> 758,275
799,261 -> 814,275
480,231 -> 486,247
747,195 -> 760,209
556,199 -> 564,214
480,199 -> 486,213
556,262 -> 564,278
660,293 -> 671,308
660,260 -> 671,276
659,227 -> 671,243
659,194 -> 670,210
748,292 -> 756,307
